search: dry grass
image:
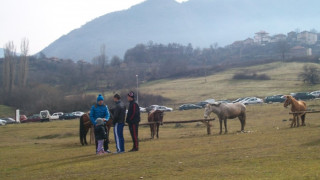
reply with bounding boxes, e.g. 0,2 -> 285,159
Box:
1,100 -> 320,180
140,62 -> 320,104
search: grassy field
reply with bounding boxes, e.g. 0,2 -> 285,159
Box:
140,62 -> 320,104
0,105 -> 15,118
1,100 -> 320,180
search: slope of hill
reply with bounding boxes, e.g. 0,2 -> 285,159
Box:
140,62 -> 320,104
40,0 -> 320,61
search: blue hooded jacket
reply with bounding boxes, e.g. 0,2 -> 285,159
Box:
90,95 -> 110,126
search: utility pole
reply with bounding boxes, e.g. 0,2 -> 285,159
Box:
136,74 -> 139,103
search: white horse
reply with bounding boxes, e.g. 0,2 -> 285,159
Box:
204,102 -> 246,134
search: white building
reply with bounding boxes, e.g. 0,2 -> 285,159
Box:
297,31 -> 318,45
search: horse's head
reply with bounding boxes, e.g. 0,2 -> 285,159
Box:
283,95 -> 292,108
204,102 -> 221,118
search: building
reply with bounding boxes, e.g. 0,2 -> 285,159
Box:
297,31 -> 317,45
254,31 -> 271,45
289,46 -> 312,57
287,31 -> 297,42
271,34 -> 287,42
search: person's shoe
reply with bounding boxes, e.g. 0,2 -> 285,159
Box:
128,148 -> 138,152
105,149 -> 112,153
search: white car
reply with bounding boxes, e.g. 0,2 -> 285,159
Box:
72,111 -> 85,117
0,119 -> 6,126
310,90 -> 320,98
156,106 -> 173,112
40,110 -> 51,122
241,97 -> 264,105
140,107 -> 147,113
51,112 -> 64,120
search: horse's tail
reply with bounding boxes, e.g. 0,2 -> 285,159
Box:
80,115 -> 85,145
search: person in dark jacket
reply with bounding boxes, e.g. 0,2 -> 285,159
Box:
94,118 -> 107,155
112,94 -> 126,153
90,94 -> 111,153
126,91 -> 140,152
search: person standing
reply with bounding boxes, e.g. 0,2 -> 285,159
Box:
112,94 -> 126,153
94,118 -> 107,155
90,94 -> 111,153
126,91 -> 140,152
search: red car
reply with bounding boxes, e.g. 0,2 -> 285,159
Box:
21,115 -> 41,123
20,115 -> 27,121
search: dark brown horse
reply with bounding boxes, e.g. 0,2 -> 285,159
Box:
80,112 -> 113,145
148,110 -> 164,139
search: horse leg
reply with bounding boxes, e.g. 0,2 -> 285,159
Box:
301,114 -> 306,126
219,118 -> 223,134
84,129 -> 88,145
156,123 -> 159,139
291,115 -> 295,128
150,125 -> 154,139
238,117 -> 244,132
224,118 -> 228,134
296,115 -> 300,127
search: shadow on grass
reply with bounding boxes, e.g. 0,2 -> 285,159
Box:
36,132 -> 75,139
301,139 -> 320,146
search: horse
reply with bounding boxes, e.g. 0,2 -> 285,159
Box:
79,112 -> 113,146
148,110 -> 164,139
204,102 -> 246,134
283,95 -> 307,127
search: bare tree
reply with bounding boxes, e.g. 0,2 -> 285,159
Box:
278,40 -> 289,61
18,38 -> 29,87
3,41 -> 17,93
299,65 -> 319,85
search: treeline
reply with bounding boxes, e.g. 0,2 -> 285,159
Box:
1,41 -> 320,115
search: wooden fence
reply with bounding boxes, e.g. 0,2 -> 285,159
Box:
289,110 -> 320,114
139,118 -> 216,135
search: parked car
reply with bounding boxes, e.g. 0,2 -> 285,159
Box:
241,97 -> 263,105
1,117 -> 17,124
157,106 -> 173,112
20,115 -> 27,121
264,95 -> 286,103
233,98 -> 246,103
291,92 -> 315,100
310,90 -> 320,98
59,113 -> 77,120
51,112 -> 64,120
140,107 -> 147,113
205,99 -> 215,104
72,111 -> 84,117
40,110 -> 51,122
146,105 -> 159,112
0,119 -> 7,126
217,100 -> 231,104
179,104 -> 202,110
21,115 -> 41,123
195,101 -> 209,108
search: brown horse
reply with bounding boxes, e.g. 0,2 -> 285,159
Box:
283,95 -> 307,127
148,110 -> 164,139
79,113 -> 113,145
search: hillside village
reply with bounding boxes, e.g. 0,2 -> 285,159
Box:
230,30 -> 320,57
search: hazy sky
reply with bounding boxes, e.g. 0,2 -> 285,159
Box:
0,0 -> 188,54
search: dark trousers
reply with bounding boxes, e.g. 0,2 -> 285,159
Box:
95,124 -> 109,152
128,123 -> 139,150
114,123 -> 125,152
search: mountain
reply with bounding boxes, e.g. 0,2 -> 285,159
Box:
40,0 -> 320,61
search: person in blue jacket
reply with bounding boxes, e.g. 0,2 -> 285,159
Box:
90,94 -> 111,153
